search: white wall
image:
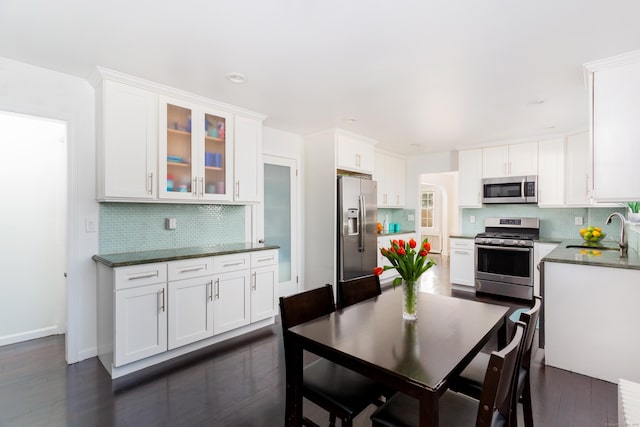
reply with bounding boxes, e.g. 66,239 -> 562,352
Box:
406,151 -> 457,211
0,57 -> 98,363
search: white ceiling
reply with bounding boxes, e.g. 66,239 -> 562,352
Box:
1,0 -> 640,155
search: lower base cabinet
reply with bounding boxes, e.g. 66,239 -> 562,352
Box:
97,249 -> 278,378
449,238 -> 475,288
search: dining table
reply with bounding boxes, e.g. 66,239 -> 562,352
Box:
284,289 -> 509,426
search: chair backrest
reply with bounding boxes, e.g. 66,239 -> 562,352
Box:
518,296 -> 542,371
476,321 -> 526,426
279,284 -> 336,330
336,274 -> 381,309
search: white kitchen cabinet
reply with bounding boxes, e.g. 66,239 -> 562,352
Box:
565,132 -> 591,206
537,138 -> 565,207
449,238 -> 475,288
213,269 -> 251,335
457,149 -> 483,207
585,51 -> 640,201
114,282 -> 168,367
159,96 -> 234,202
482,142 -> 538,178
533,242 -> 557,297
374,151 -> 406,207
96,79 -> 158,201
233,115 -> 262,202
167,276 -> 214,350
337,132 -> 376,173
250,250 -> 278,322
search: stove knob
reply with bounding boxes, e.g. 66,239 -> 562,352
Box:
519,240 -> 526,246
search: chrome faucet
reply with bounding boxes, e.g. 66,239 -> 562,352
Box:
605,212 -> 628,257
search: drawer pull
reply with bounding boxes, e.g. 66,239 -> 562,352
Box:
128,272 -> 158,280
256,256 -> 274,262
159,289 -> 165,312
179,266 -> 206,273
223,261 -> 245,267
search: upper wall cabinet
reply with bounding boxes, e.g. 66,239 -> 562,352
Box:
96,79 -> 159,201
482,142 -> 538,178
537,138 -> 565,207
374,151 -> 406,207
92,68 -> 266,204
159,97 -> 234,202
336,132 -> 376,174
457,149 -> 483,208
585,50 -> 640,202
565,132 -> 591,206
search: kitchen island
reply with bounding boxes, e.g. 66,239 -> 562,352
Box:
541,239 -> 640,384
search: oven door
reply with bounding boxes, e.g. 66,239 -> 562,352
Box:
475,244 -> 533,287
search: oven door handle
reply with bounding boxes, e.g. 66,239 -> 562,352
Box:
476,244 -> 531,252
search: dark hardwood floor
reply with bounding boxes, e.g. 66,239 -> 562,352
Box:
0,255 -> 618,426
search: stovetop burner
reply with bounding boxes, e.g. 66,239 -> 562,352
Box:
474,217 -> 540,247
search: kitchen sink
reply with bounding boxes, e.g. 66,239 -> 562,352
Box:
565,244 -> 619,251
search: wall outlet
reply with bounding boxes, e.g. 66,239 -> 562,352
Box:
575,216 -> 583,226
85,217 -> 98,233
166,218 -> 177,230
469,215 -> 476,224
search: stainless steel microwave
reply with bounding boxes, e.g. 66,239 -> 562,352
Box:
482,175 -> 538,204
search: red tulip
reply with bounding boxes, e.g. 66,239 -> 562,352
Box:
381,248 -> 388,256
419,250 -> 427,257
399,239 -> 405,248
390,247 -> 396,253
409,239 -> 416,249
425,242 -> 431,252
373,267 -> 384,276
397,247 -> 406,255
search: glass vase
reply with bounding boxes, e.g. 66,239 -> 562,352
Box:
402,280 -> 419,321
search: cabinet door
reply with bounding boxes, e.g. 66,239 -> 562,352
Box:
386,155 -> 406,207
159,97 -> 199,200
114,283 -> 167,366
100,80 -> 158,200
458,149 -> 483,207
213,270 -> 250,334
449,238 -> 475,287
233,115 -> 262,202
251,265 -> 277,322
167,277 -> 214,350
565,132 -> 591,206
537,138 -> 565,207
337,134 -> 374,173
482,145 -> 509,178
592,60 -> 640,201
508,142 -> 538,176
200,107 -> 234,202
374,151 -> 387,206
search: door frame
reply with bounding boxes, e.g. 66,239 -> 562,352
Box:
260,154 -> 300,297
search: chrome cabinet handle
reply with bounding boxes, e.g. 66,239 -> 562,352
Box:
148,172 -> 153,195
159,288 -> 165,312
215,278 -> 220,299
128,272 -> 158,280
235,180 -> 240,198
200,177 -> 204,197
208,280 -> 213,301
192,178 -> 198,197
179,266 -> 205,273
252,272 -> 257,290
256,256 -> 274,262
223,261 -> 244,267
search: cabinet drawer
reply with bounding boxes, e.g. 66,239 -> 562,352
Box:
450,238 -> 474,249
214,253 -> 251,273
114,263 -> 167,290
168,257 -> 214,281
251,250 -> 278,267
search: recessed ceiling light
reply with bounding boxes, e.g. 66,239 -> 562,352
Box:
545,125 -> 556,129
342,117 -> 358,124
410,143 -> 422,147
528,98 -> 546,105
226,72 -> 247,84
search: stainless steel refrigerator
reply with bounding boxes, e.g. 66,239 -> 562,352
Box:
337,175 -> 378,281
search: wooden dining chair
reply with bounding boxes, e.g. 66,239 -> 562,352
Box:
279,284 -> 386,427
450,296 -> 542,427
370,321 -> 526,427
336,274 -> 382,309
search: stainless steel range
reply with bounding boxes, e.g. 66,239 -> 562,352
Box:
475,217 -> 539,301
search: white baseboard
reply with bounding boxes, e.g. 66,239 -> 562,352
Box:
0,325 -> 59,347
77,346 -> 97,362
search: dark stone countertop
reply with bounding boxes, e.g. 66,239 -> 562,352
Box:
93,243 -> 280,268
541,239 -> 640,270
377,230 -> 417,238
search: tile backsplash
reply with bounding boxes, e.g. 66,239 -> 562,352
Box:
378,208 -> 417,233
99,203 -> 245,254
461,205 -> 629,241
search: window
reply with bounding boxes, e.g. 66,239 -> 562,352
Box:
421,191 -> 435,228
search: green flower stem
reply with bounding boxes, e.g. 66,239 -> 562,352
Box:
403,280 -> 418,319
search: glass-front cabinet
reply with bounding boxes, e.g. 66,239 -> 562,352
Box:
159,96 -> 233,201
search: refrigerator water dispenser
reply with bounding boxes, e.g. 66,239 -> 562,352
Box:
347,208 -> 359,235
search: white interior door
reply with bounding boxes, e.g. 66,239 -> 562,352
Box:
0,110 -> 67,346
261,155 -> 299,297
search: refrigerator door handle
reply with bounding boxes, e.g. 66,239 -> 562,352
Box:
359,194 -> 366,252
